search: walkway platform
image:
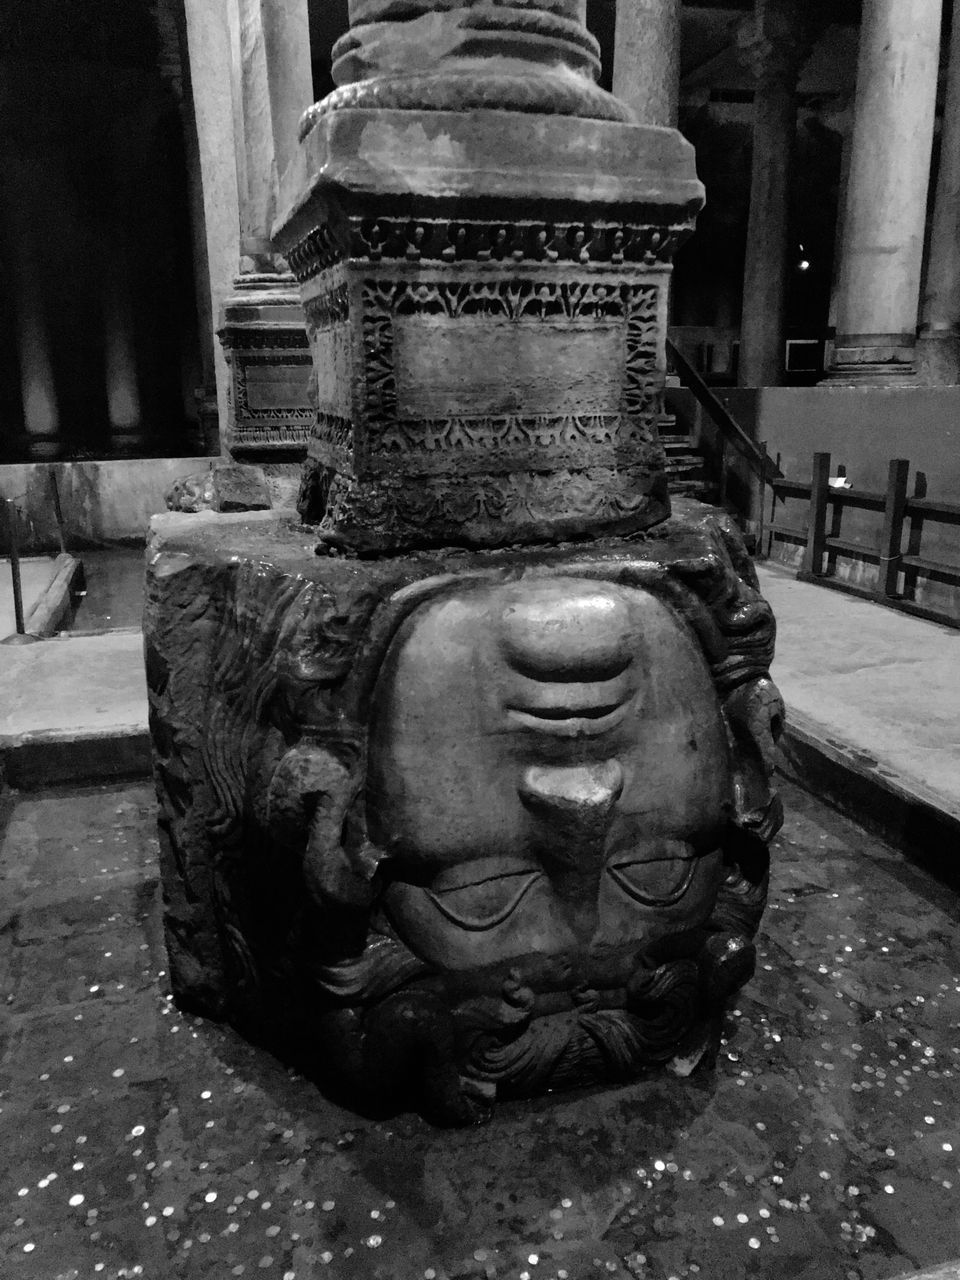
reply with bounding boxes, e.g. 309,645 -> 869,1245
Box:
0,630 -> 150,789
757,563 -> 960,876
0,554 -> 80,637
0,560 -> 956,872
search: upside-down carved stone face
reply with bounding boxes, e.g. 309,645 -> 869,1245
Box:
366,576 -> 734,993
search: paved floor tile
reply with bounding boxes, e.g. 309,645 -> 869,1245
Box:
2,782 -> 960,1279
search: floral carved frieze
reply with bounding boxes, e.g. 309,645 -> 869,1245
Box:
286,217 -> 690,284
294,265 -> 668,545
357,276 -> 661,469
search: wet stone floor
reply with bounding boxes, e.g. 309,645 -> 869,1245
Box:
2,781 -> 960,1280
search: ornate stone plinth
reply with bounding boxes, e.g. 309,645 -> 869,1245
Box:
147,506 -> 782,1123
272,0 -> 704,552
274,108 -> 702,551
218,274 -> 313,460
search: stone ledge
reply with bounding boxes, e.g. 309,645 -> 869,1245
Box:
0,630 -> 149,792
23,553 -> 82,637
1,546 -> 958,902
276,107 -> 703,242
1,728 -> 152,791
778,708 -> 960,890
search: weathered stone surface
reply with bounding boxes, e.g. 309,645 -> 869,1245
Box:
145,507 -> 783,1124
274,107 -> 702,551
218,274 -> 313,460
150,0 -> 778,1129
828,0 -> 942,382
165,464 -> 272,513
273,0 -> 704,553
306,0 -> 627,126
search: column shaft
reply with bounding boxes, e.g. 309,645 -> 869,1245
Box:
236,0 -> 312,262
259,0 -> 313,199
918,0 -> 960,383
737,0 -> 813,388
830,0 -> 942,381
183,0 -> 241,442
739,63 -> 798,386
612,0 -> 681,127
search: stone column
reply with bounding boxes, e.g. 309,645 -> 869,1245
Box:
149,0 -> 787,1128
234,0 -> 313,267
612,0 -> 681,128
826,100 -> 855,336
737,0 -> 811,388
278,0 -> 691,549
918,0 -> 960,385
612,0 -> 682,410
182,0 -> 241,444
828,0 -> 942,383
217,0 -> 316,465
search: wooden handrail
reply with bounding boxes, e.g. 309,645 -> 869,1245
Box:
666,337 -> 783,482
905,497 -> 960,523
787,452 -> 960,630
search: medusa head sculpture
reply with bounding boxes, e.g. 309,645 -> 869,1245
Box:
149,512 -> 783,1125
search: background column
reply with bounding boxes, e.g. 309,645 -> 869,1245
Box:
183,0 -> 241,443
918,0 -> 960,385
185,0 -> 314,466
828,0 -> 942,383
612,0 -> 681,127
235,0 -> 312,267
737,0 -> 812,388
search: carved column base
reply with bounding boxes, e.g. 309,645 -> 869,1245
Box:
218,274 -> 314,461
825,335 -> 920,385
915,330 -> 960,387
146,505 -> 783,1124
274,107 -> 703,552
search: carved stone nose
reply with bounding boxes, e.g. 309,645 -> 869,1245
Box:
519,759 -> 624,872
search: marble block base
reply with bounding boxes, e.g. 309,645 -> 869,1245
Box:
145,508 -> 783,1124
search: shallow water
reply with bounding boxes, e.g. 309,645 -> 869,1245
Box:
1,779 -> 959,1280
67,548 -> 146,632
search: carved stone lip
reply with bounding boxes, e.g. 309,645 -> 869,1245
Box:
505,700 -> 631,737
606,845 -> 702,907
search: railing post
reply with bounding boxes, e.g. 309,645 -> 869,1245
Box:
6,498 -> 25,635
879,458 -> 910,600
48,469 -> 67,555
902,470 -> 927,602
753,439 -> 768,558
802,451 -> 831,577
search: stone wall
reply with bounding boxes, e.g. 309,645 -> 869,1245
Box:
0,459 -> 298,555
